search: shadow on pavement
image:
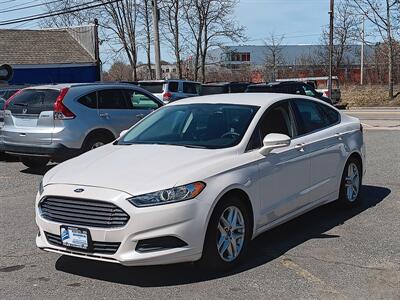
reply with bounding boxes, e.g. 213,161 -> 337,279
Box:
55,184 -> 390,287
20,164 -> 56,175
0,152 -> 19,162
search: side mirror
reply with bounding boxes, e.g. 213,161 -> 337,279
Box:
259,133 -> 291,156
119,129 -> 129,138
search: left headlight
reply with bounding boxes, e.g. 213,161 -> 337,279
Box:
127,182 -> 206,207
38,180 -> 44,196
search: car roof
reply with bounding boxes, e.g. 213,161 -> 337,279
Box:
168,93 -> 310,107
18,82 -> 144,90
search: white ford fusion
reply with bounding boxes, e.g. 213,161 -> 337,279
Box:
36,94 -> 365,269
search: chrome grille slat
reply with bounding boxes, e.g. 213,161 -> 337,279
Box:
44,232 -> 120,254
41,204 -> 128,218
39,197 -> 129,228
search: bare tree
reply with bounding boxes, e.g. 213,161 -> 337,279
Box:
161,0 -> 185,79
351,0 -> 400,99
321,0 -> 359,73
263,33 -> 285,81
138,0 -> 153,79
184,0 -> 245,82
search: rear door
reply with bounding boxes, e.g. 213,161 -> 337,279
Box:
96,89 -> 133,134
290,99 -> 343,200
123,89 -> 161,127
3,89 -> 59,145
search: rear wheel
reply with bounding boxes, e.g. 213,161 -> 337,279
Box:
81,133 -> 114,153
338,157 -> 362,206
20,157 -> 49,169
199,196 -> 251,270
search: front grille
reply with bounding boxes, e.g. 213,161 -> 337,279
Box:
44,232 -> 121,255
39,196 -> 130,228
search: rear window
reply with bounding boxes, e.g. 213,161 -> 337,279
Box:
8,89 -> 60,115
167,82 -> 179,92
200,85 -> 228,95
138,82 -> 164,93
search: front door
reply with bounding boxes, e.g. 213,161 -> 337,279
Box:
254,100 -> 311,227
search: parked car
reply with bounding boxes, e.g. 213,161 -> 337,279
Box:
277,76 -> 341,103
2,83 -> 163,168
0,86 -> 24,100
0,97 -> 5,126
200,82 -> 251,96
246,81 -> 333,105
138,80 -> 202,103
36,93 -> 365,269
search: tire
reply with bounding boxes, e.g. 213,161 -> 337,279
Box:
199,196 -> 252,271
20,157 -> 49,169
81,133 -> 114,153
338,156 -> 362,206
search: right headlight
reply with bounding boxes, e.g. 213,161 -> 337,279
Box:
127,182 -> 206,207
38,180 -> 44,196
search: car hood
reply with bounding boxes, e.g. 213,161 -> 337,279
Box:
44,144 -> 237,196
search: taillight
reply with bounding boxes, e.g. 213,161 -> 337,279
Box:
163,92 -> 172,102
3,89 -> 22,110
54,88 -> 75,120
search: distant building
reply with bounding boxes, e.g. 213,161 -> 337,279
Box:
207,45 -> 375,83
0,25 -> 100,85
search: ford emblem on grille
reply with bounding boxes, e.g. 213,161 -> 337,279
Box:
74,188 -> 84,193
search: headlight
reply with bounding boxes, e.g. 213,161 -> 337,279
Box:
38,180 -> 44,196
128,182 -> 206,207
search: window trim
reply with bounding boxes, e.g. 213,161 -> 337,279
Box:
289,98 -> 341,139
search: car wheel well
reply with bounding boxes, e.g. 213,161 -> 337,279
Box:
84,129 -> 116,144
218,189 -> 254,235
348,152 -> 363,174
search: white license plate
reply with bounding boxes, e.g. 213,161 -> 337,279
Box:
60,226 -> 89,250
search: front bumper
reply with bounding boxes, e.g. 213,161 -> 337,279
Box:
35,184 -> 206,266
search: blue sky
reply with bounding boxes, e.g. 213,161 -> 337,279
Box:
0,0 -> 347,65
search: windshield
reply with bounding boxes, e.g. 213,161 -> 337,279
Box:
8,89 -> 60,115
119,103 -> 259,149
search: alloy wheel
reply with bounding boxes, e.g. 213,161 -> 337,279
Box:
345,162 -> 360,202
216,206 -> 245,262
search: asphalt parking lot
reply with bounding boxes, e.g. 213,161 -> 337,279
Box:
1,129 -> 399,299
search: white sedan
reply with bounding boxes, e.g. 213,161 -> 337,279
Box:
36,93 -> 365,269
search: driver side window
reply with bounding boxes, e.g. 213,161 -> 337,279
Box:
246,101 -> 295,151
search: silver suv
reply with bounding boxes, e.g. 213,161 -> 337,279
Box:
138,80 -> 201,103
1,83 -> 163,168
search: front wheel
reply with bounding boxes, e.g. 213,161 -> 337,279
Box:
20,157 -> 49,169
199,196 -> 251,270
338,157 -> 362,206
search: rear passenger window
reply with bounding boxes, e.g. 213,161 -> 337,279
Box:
292,99 -> 332,135
78,92 -> 97,109
124,90 -> 159,110
183,83 -> 199,94
318,104 -> 340,125
168,82 -> 179,92
97,89 -> 127,109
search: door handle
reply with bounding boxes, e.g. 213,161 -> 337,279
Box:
335,133 -> 343,141
294,143 -> 305,152
99,112 -> 109,119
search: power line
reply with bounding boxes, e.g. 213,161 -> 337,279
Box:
0,0 -> 119,26
0,0 -> 63,14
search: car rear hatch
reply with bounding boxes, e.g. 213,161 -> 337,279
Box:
3,88 -> 60,145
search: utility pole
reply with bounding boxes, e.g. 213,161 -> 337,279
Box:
360,16 -> 364,85
94,18 -> 101,81
152,0 -> 162,80
328,0 -> 334,99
